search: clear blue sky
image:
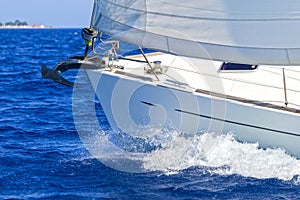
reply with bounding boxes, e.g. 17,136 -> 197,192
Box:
0,0 -> 94,27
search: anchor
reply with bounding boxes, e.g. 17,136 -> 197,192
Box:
41,28 -> 101,87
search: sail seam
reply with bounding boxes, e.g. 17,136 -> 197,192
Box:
99,16 -> 300,50
101,0 -> 300,22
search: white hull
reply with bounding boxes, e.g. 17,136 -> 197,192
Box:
85,53 -> 300,158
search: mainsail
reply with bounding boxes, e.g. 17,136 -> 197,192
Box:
91,0 -> 300,65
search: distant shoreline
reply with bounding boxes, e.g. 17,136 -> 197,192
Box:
0,26 -> 84,29
0,25 -> 52,29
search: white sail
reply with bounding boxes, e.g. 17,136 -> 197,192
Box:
92,0 -> 300,65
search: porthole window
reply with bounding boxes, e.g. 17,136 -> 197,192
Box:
219,62 -> 258,72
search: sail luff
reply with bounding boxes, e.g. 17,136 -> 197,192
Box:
91,0 -> 300,65
90,0 -> 98,28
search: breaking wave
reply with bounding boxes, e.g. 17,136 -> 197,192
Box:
143,132 -> 300,181
84,128 -> 300,181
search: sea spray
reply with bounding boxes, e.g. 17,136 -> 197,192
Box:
143,132 -> 300,181
80,124 -> 300,181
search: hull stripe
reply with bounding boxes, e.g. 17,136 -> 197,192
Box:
175,109 -> 300,137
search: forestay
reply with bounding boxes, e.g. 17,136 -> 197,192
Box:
91,0 -> 300,65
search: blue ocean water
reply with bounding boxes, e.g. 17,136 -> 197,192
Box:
1,29 -> 300,199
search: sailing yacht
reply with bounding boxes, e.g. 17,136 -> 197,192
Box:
42,0 -> 300,158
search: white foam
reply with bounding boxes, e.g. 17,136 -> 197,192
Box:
142,132 -> 300,181
81,126 -> 300,180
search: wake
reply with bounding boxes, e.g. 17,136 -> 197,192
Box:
80,127 -> 300,181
